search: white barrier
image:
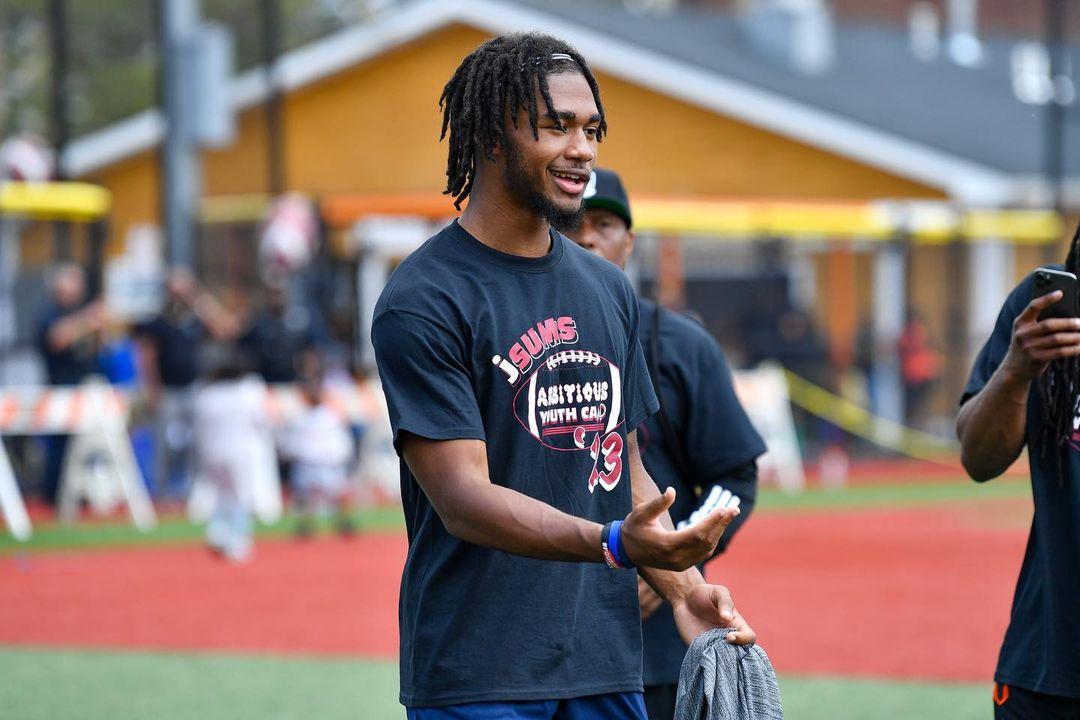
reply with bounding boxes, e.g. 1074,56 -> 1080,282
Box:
732,362 -> 806,493
0,375 -> 398,541
0,376 -> 156,541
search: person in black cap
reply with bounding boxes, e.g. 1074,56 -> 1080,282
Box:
569,168 -> 767,720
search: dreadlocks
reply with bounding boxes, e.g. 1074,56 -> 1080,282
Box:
1038,222 -> 1080,476
438,33 -> 606,210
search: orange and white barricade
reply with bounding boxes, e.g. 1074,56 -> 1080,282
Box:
0,377 -> 155,541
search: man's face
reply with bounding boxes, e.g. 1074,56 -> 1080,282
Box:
499,71 -> 600,232
568,208 -> 634,269
54,267 -> 85,308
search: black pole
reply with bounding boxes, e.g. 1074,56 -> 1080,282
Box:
1044,0 -> 1067,262
47,0 -> 72,261
262,0 -> 286,196
87,220 -> 107,299
153,0 -> 167,247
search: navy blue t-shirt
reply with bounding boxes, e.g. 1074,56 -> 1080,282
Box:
636,299 -> 766,686
135,313 -> 205,388
372,220 -> 659,708
962,268 -> 1080,699
37,304 -> 99,386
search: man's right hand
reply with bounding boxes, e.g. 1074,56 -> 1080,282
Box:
620,487 -> 738,571
1002,290 -> 1080,382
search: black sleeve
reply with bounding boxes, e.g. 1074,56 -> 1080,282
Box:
683,330 -> 766,479
622,285 -> 660,432
372,308 -> 486,452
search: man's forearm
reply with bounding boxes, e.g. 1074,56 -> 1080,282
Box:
957,366 -> 1030,481
440,480 -> 603,562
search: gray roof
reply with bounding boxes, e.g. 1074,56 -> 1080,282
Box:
65,0 -> 1077,206
518,0 -> 1078,177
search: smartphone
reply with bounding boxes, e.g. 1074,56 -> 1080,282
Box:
1032,267 -> 1079,319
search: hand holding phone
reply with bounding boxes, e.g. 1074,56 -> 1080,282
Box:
1032,267 -> 1079,320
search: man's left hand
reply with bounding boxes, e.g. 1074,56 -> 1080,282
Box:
671,583 -> 755,646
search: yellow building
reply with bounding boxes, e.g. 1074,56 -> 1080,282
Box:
61,0 -> 1071,423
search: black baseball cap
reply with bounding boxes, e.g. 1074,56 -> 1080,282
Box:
582,168 -> 632,228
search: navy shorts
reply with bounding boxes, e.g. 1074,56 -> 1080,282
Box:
407,692 -> 647,720
993,683 -> 1080,719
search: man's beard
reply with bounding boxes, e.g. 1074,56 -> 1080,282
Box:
502,138 -> 584,233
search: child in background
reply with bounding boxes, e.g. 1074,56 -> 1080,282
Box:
193,345 -> 267,562
280,353 -> 355,537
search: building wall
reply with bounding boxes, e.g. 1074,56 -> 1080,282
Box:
81,22 -> 945,248
78,20 -> 954,386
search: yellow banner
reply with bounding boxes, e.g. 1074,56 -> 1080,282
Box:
0,181 -> 111,221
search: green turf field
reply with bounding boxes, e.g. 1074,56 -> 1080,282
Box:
0,647 -> 990,720
0,476 -> 1021,719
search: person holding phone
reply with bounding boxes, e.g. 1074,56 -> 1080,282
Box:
957,226 -> 1080,718
567,168 -> 766,720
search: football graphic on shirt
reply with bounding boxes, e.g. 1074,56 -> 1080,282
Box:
512,349 -> 622,452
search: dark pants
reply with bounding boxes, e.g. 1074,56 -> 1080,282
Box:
407,692 -> 647,719
994,683 -> 1080,719
643,684 -> 677,720
41,434 -> 69,507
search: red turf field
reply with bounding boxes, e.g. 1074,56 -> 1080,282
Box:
0,498 -> 1028,682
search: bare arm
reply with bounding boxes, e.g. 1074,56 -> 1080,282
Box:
957,290 -> 1080,482
192,290 -> 240,340
46,301 -> 107,352
401,434 -> 602,561
400,431 -> 743,569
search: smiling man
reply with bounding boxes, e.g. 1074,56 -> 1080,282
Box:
371,33 -> 755,720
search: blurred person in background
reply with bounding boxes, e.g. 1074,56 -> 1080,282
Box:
36,264 -> 108,508
568,168 -> 766,720
373,34 -> 753,719
898,309 -> 941,429
956,225 -> 1080,718
279,349 -> 355,538
240,284 -> 321,384
135,268 -> 238,499
747,307 -> 829,386
193,343 -> 265,563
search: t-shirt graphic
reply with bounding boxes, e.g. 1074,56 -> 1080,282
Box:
498,320 -> 626,492
372,220 -> 658,708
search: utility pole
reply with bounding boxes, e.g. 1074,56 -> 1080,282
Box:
262,0 -> 286,196
1044,0 -> 1065,216
160,0 -> 201,270
47,0 -> 71,260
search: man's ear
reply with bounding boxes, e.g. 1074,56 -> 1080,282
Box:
624,230 -> 636,265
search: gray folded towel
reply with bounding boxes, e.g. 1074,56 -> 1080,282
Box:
674,629 -> 784,720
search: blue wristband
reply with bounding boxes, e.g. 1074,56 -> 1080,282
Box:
609,520 -> 635,569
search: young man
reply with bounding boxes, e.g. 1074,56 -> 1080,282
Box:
372,33 -> 755,719
135,269 -> 237,497
568,168 -> 766,720
957,228 -> 1080,718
